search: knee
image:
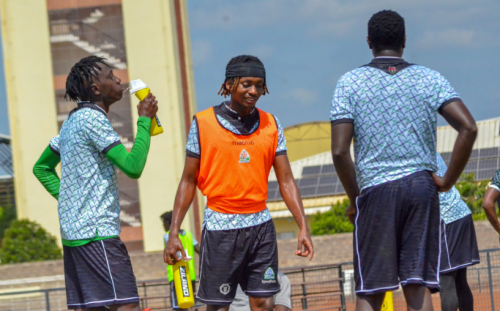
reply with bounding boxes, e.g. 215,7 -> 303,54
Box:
250,297 -> 274,311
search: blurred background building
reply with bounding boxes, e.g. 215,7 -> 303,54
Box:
0,0 -> 201,252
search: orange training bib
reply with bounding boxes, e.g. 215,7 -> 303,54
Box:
196,107 -> 278,214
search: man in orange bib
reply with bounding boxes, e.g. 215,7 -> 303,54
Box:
164,55 -> 314,311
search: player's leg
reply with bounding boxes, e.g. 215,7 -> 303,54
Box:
248,296 -> 273,311
196,229 -> 242,309
109,303 -> 141,311
241,221 -> 280,311
455,268 -> 473,311
354,293 -> 385,311
402,285 -> 434,311
399,172 -> 440,311
206,305 -> 230,311
353,178 -> 401,310
439,270 -> 458,311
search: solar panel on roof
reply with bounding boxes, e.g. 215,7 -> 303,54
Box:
321,164 -> 335,174
465,160 -> 478,171
469,149 -> 479,159
477,169 -> 497,181
335,183 -> 345,195
302,165 -> 321,176
479,158 -> 498,170
300,187 -> 317,197
479,147 -> 499,158
268,181 -> 279,192
320,176 -> 337,185
317,185 -> 335,196
299,177 -> 319,187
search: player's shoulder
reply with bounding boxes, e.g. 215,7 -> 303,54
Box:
405,64 -> 446,79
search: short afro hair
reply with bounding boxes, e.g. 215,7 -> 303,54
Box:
368,10 -> 405,52
160,211 -> 173,223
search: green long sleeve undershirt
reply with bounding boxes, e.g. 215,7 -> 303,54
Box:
32,116 -> 152,247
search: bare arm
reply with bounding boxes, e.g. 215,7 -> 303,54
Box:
432,101 -> 477,191
274,155 -> 314,260
164,157 -> 200,264
331,122 -> 359,224
483,187 -> 500,234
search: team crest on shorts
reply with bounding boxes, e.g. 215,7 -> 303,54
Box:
220,284 -> 230,295
239,149 -> 250,163
263,267 -> 275,280
388,66 -> 397,74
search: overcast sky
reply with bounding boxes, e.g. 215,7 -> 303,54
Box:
1,0 -> 499,135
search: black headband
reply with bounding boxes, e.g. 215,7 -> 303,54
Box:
225,63 -> 266,79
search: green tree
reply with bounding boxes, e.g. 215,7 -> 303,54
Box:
0,219 -> 62,264
455,173 -> 490,220
311,199 -> 354,235
0,205 -> 17,240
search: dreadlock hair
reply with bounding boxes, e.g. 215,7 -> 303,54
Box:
218,55 -> 269,97
64,56 -> 111,102
368,10 -> 405,53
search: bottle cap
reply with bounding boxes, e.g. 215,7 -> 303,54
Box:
176,250 -> 193,261
129,79 -> 148,94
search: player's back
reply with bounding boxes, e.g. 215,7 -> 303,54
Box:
330,59 -> 460,190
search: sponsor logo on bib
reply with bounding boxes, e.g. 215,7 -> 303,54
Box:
239,149 -> 250,163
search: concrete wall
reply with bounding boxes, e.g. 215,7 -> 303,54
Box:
122,0 -> 197,252
1,221 -> 497,287
0,0 -> 61,241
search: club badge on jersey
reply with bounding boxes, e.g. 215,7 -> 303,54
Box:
239,149 -> 250,163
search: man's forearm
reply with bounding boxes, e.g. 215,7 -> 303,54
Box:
106,117 -> 151,179
280,181 -> 308,231
441,101 -> 477,187
170,180 -> 197,235
333,153 -> 360,203
484,205 -> 500,234
444,129 -> 477,186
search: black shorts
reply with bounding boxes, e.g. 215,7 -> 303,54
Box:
63,237 -> 139,309
197,220 -> 280,305
171,281 -> 196,310
440,215 -> 480,274
354,171 -> 441,295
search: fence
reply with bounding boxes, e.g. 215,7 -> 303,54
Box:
342,248 -> 500,311
0,264 -> 344,311
2,249 -> 500,311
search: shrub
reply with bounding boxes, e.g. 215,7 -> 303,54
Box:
311,199 -> 354,235
0,219 -> 62,264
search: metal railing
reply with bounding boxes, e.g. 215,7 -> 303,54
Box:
0,264 -> 343,311
3,248 -> 500,310
342,248 -> 500,311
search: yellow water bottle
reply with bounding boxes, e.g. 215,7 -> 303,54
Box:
172,251 -> 195,309
129,79 -> 164,136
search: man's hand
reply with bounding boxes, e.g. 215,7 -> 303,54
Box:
137,93 -> 158,119
295,229 -> 314,261
164,235 -> 187,265
346,203 -> 356,225
431,173 -> 453,192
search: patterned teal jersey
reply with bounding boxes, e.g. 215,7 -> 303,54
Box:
50,104 -> 122,240
489,168 -> 500,207
330,60 -> 460,190
436,153 -> 471,224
